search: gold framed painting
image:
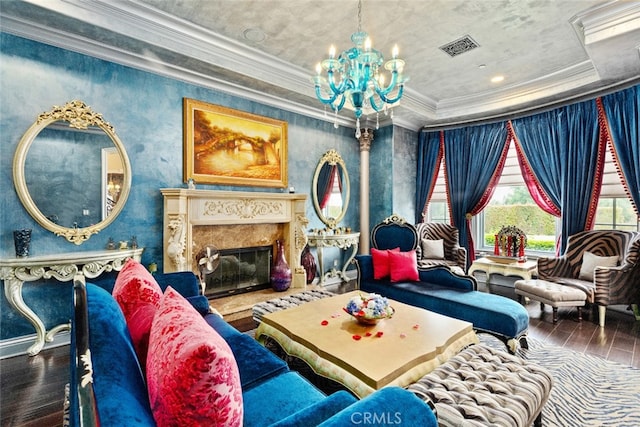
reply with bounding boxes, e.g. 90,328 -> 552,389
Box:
183,98 -> 288,187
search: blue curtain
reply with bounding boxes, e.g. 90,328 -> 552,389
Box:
444,122 -> 509,267
511,99 -> 604,253
599,85 -> 640,217
415,130 -> 443,223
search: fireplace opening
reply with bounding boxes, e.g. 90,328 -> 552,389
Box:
202,245 -> 272,298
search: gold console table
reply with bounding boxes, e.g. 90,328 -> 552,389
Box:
0,248 -> 143,355
307,232 -> 360,285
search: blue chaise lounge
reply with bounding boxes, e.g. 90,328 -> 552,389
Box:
355,215 -> 530,353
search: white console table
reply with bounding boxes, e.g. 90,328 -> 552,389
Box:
307,232 -> 360,285
0,248 -> 143,355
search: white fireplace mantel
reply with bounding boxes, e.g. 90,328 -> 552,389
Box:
161,189 -> 309,289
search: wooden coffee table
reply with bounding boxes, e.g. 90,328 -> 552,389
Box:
255,291 -> 478,398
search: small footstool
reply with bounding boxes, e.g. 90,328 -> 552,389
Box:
514,279 -> 587,323
407,344 -> 553,427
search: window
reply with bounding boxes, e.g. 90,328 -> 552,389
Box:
594,145 -> 639,231
479,185 -> 557,253
424,161 -> 449,223
424,139 -> 638,253
594,197 -> 639,231
426,200 -> 449,223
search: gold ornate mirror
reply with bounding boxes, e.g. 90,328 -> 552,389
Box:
13,100 -> 132,245
311,149 -> 350,229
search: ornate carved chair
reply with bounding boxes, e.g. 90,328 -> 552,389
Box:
415,222 -> 467,273
537,230 -> 640,326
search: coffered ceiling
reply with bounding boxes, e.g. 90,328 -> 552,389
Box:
2,0 -> 639,130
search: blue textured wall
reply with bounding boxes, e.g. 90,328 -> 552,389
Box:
367,126 -> 420,231
392,126 -> 419,222
1,33 -> 421,341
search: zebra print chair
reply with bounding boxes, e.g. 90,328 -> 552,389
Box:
415,222 -> 467,273
537,230 -> 640,327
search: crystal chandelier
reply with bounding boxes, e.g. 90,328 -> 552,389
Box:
312,0 -> 407,138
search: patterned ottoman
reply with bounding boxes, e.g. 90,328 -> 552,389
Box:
514,279 -> 587,323
252,289 -> 336,323
407,344 -> 552,427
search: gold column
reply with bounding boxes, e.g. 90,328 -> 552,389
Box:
358,128 -> 373,254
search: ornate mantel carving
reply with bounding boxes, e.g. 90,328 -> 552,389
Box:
161,189 -> 308,289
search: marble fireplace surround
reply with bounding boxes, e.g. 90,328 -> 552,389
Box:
161,189 -> 308,289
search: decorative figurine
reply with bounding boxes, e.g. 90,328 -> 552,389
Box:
106,237 -> 116,250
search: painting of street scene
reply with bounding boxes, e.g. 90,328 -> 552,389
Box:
183,98 -> 288,187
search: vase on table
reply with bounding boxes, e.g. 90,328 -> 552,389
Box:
13,229 -> 32,257
300,244 -> 316,284
270,240 -> 292,292
493,234 -> 500,255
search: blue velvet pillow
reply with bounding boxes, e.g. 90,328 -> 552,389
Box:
186,295 -> 211,316
154,271 -> 201,297
86,284 -> 155,426
204,313 -> 288,390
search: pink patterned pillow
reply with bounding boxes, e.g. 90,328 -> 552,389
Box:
388,250 -> 419,282
146,287 -> 243,427
371,247 -> 400,279
112,258 -> 163,368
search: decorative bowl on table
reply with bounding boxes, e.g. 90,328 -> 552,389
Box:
343,293 -> 394,325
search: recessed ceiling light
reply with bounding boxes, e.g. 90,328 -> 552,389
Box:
491,75 -> 505,83
478,64 -> 487,69
243,28 -> 266,43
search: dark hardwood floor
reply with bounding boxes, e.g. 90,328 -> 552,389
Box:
1,285 -> 638,427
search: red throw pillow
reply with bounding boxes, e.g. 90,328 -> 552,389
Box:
147,287 -> 243,427
112,258 -> 163,368
389,250 -> 419,282
371,247 -> 400,279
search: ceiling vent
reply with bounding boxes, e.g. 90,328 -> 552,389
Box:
439,35 -> 480,57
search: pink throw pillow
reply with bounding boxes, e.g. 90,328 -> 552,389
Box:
371,247 -> 400,279
389,250 -> 419,282
112,258 -> 163,368
147,287 -> 243,427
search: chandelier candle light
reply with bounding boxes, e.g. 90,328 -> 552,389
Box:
312,0 -> 407,138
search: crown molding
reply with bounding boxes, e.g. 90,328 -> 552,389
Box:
435,61 -> 600,120
0,9 -> 355,129
8,0 -> 640,132
572,1 -> 640,46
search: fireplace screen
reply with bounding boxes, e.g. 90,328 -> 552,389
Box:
202,245 -> 271,297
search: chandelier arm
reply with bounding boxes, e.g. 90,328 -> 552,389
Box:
368,95 -> 385,113
327,71 -> 351,95
377,84 -> 405,104
373,70 -> 400,96
334,94 -> 347,111
314,85 -> 340,105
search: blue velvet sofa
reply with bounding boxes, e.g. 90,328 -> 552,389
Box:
68,270 -> 437,426
355,215 -> 530,353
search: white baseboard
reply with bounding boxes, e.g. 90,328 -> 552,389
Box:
0,331 -> 70,359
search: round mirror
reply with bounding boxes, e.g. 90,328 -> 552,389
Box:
312,149 -> 350,229
13,100 -> 131,245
